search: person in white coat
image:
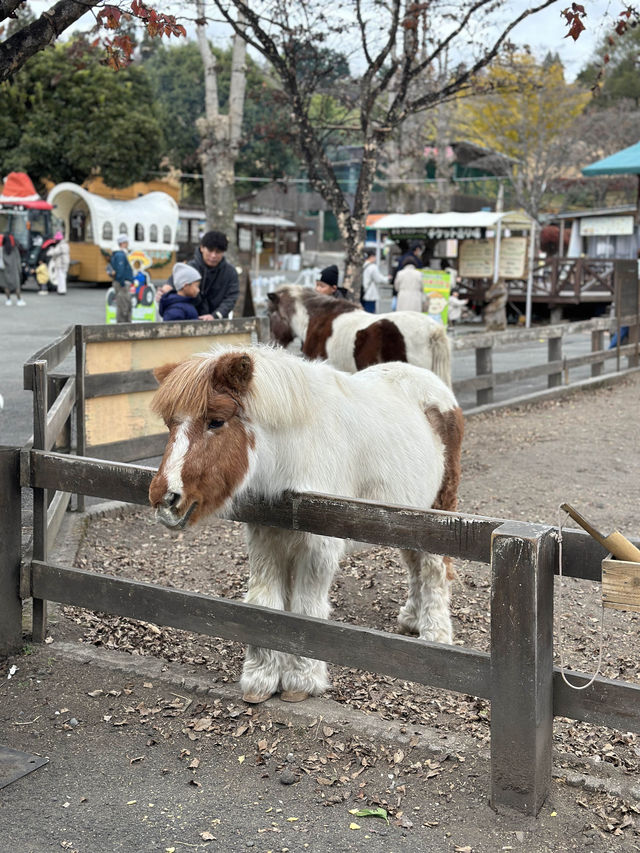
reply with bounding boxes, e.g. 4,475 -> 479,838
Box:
360,251 -> 388,313
48,231 -> 70,295
395,257 -> 424,313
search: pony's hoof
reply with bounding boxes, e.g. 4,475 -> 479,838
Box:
397,622 -> 419,637
242,691 -> 273,704
280,690 -> 309,703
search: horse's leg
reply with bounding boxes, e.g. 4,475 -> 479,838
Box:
240,525 -> 291,704
279,534 -> 341,701
417,553 -> 453,644
397,549 -> 422,636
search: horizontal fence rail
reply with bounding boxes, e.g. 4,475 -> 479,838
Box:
30,559 -> 491,700
452,314 -> 639,409
23,449 -> 634,582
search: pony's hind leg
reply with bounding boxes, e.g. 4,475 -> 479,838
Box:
397,549 -> 422,636
279,534 -> 341,700
240,526 -> 291,703
398,550 -> 452,644
418,553 -> 453,644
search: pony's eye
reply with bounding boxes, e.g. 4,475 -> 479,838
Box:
207,419 -> 225,430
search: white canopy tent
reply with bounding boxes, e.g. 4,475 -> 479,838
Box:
375,210 -> 536,326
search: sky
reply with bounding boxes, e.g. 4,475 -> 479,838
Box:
25,0 -> 618,81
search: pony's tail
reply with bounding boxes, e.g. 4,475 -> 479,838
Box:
428,323 -> 452,388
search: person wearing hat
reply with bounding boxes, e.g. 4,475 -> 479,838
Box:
110,233 -> 134,322
315,264 -> 348,298
156,230 -> 239,320
48,230 -> 70,296
159,263 -> 202,321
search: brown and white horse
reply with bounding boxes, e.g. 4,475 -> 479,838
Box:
149,345 -> 463,705
267,283 -> 452,386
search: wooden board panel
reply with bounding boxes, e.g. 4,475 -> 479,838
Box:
85,333 -> 254,375
602,558 -> 640,612
85,389 -> 163,447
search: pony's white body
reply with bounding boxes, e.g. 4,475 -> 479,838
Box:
150,345 -> 463,703
325,309 -> 448,376
269,284 -> 452,386
239,354 -> 448,508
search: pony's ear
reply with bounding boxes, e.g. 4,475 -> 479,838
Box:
154,362 -> 180,385
217,353 -> 254,394
267,292 -> 279,305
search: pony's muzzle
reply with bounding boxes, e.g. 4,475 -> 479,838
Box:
161,491 -> 180,509
154,493 -> 198,529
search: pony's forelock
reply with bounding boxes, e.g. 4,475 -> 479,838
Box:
151,355 -> 218,422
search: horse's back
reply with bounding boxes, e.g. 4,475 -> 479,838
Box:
330,309 -> 451,385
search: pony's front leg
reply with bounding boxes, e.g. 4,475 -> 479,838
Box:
240,526 -> 291,704
279,534 -> 342,701
417,553 -> 453,645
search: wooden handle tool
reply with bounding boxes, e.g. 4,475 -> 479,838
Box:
560,503 -> 640,562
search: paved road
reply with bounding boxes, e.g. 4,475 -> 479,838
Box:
1,282 -> 108,447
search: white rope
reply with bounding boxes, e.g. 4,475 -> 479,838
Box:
556,506 -> 604,690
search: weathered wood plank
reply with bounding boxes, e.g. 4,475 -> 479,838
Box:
86,433 -> 168,463
554,670 -> 640,733
31,362 -> 48,643
45,376 -> 76,451
0,448 -> 23,655
23,325 -> 75,390
85,370 -> 159,399
80,317 -> 261,344
25,450 -> 624,579
30,560 -> 491,698
601,558 -> 640,612
452,315 -> 638,352
46,490 -> 72,546
490,523 -> 555,816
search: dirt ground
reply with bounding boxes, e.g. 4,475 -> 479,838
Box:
2,372 -> 640,852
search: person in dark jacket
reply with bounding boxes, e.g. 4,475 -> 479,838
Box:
158,230 -> 239,319
159,263 -> 201,321
315,264 -> 349,299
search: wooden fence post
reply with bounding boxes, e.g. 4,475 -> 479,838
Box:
490,521 -> 555,815
591,329 -> 605,377
75,325 -> 85,512
32,360 -> 48,642
475,345 -> 494,406
0,447 -> 23,656
547,335 -> 563,388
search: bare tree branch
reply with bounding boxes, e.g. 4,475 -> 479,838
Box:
0,0 -> 97,82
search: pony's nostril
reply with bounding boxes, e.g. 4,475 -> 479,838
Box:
163,491 -> 180,509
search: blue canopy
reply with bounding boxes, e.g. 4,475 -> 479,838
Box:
582,140 -> 640,176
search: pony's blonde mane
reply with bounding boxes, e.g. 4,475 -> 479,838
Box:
151,356 -> 221,422
151,345 -> 325,430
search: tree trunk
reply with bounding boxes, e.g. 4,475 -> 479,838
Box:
196,1 -> 247,261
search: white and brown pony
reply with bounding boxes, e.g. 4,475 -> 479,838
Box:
149,345 -> 463,705
267,283 -> 452,386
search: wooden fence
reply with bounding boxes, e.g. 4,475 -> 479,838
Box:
1,318 -> 640,818
452,314 -> 640,409
462,257 -> 617,306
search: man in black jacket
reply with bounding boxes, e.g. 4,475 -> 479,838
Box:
159,230 -> 239,319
